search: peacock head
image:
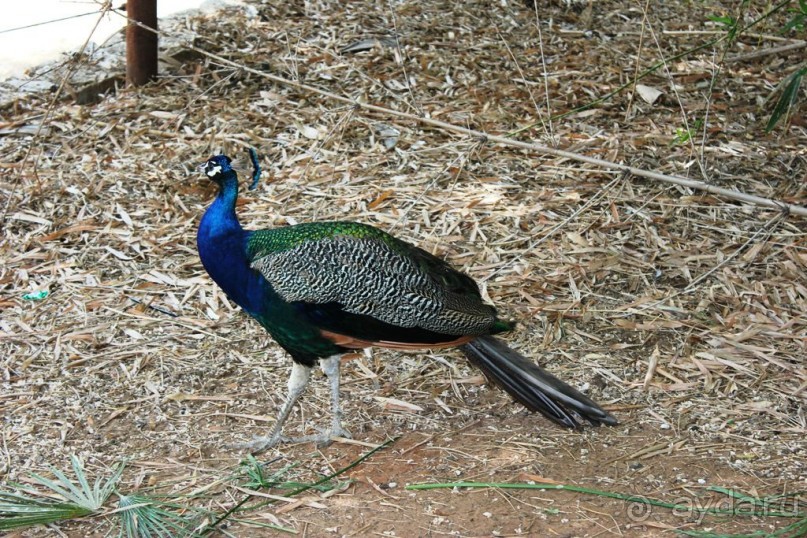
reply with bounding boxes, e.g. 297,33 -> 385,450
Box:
199,149 -> 262,190
199,154 -> 233,179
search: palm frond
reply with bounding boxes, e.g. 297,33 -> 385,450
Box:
115,494 -> 207,538
28,455 -> 123,511
0,455 -> 125,531
0,490 -> 94,530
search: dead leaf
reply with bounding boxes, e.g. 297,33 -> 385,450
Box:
636,84 -> 663,105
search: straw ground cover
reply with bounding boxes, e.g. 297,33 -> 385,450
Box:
1,0 -> 805,535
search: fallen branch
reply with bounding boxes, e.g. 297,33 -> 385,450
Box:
726,40 -> 807,63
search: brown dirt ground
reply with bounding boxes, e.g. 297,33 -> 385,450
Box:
1,0 -> 806,536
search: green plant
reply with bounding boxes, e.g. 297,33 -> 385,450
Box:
783,0 -> 807,32
0,456 -> 203,537
1,441 -> 396,536
766,65 -> 806,132
765,0 -> 807,132
672,118 -> 705,145
707,13 -> 740,42
0,455 -> 122,530
116,494 -> 202,538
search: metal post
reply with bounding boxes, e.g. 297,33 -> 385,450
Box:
126,0 -> 158,86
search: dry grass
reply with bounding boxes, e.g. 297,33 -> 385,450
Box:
1,0 -> 805,535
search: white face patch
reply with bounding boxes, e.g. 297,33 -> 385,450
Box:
205,164 -> 222,177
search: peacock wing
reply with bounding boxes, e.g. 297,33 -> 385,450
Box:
246,223 -> 499,337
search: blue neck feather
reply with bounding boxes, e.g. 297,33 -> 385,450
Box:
199,171 -> 241,235
197,172 -> 266,315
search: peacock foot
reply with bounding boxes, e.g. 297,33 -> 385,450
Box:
296,424 -> 353,449
233,425 -> 353,453
327,423 -> 352,441
233,433 -> 291,454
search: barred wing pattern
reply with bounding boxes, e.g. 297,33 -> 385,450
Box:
250,233 -> 498,336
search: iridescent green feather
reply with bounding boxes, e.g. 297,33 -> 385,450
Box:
246,221 -> 402,260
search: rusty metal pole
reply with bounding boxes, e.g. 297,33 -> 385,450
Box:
126,0 -> 158,86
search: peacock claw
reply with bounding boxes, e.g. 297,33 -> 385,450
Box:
311,424 -> 352,447
234,425 -> 352,453
330,424 -> 353,440
319,422 -> 352,437
233,434 -> 290,454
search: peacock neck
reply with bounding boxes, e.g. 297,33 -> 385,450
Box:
197,172 -> 268,313
201,172 -> 242,238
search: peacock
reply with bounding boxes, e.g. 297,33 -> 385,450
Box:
196,152 -> 617,452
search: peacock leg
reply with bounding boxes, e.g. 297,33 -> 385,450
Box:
265,355 -> 351,447
237,361 -> 311,453
318,355 -> 352,441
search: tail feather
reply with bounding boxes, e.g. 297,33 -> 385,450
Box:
460,335 -> 617,428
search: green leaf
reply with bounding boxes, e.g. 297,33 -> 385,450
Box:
28,456 -> 122,511
766,66 -> 806,132
707,14 -> 736,28
0,491 -> 93,530
671,118 -> 704,146
0,455 -> 126,531
117,494 -> 200,538
783,13 -> 805,33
